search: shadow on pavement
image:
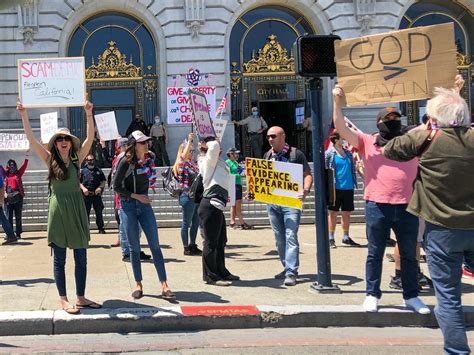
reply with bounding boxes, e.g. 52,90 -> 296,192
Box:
225,244 -> 259,249
229,278 -> 287,290
331,273 -> 364,286
100,299 -> 181,314
0,278 -> 54,287
148,291 -> 230,304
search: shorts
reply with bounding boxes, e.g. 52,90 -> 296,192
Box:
235,184 -> 243,200
328,189 -> 354,212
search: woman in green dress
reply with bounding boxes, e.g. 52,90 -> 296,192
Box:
17,98 -> 101,315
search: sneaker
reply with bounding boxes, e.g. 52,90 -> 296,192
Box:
184,247 -> 191,256
189,244 -> 203,256
122,255 -> 130,262
404,297 -> 431,314
2,238 -> 18,246
206,280 -> 232,286
462,266 -> 474,279
16,233 -> 21,240
98,229 -> 106,234
223,274 -> 240,281
418,272 -> 433,288
386,238 -> 397,247
389,275 -> 402,290
329,239 -> 337,249
140,251 -> 151,260
284,275 -> 297,286
274,270 -> 286,279
386,253 -> 395,262
342,237 -> 361,247
363,295 -> 379,312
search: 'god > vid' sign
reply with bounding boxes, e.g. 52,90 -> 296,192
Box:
246,158 -> 303,209
18,57 -> 86,108
334,23 -> 457,106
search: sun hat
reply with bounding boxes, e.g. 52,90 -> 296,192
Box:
47,128 -> 81,152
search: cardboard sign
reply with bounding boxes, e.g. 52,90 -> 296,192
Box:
94,111 -> 119,141
188,89 -> 216,140
227,174 -> 236,207
334,23 -> 457,106
246,158 -> 303,209
213,118 -> 227,142
167,86 -> 216,124
40,112 -> 58,143
18,57 -> 86,108
0,133 -> 30,151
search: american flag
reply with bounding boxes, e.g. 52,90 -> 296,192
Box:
215,88 -> 228,117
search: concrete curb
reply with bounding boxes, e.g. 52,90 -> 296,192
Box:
1,305 -> 473,336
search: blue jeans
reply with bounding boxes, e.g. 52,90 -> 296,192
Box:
120,199 -> 167,283
51,243 -> 87,297
365,201 -> 418,300
267,204 -> 301,277
179,193 -> 199,247
425,222 -> 474,355
1,207 -> 15,240
117,208 -> 130,256
6,199 -> 23,236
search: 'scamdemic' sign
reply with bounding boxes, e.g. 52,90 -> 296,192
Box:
18,57 -> 86,108
246,158 -> 303,209
334,23 -> 457,106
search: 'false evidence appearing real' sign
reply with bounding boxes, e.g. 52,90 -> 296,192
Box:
18,57 -> 86,108
334,23 -> 457,106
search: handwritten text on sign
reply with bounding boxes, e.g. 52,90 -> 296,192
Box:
334,23 -> 457,106
40,112 -> 58,143
167,86 -> 216,125
188,89 -> 216,140
94,111 -> 120,141
18,57 -> 86,108
246,158 -> 303,209
0,133 -> 30,151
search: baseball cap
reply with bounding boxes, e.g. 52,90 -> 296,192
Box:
226,147 -> 240,155
117,138 -> 128,148
376,107 -> 402,121
129,130 -> 151,144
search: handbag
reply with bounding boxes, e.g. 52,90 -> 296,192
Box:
5,190 -> 22,204
187,174 -> 204,203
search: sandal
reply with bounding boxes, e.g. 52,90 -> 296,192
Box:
241,223 -> 254,230
161,289 -> 176,300
229,223 -> 236,229
75,301 -> 102,309
62,306 -> 80,315
131,290 -> 143,299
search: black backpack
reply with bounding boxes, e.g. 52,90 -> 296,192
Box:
161,167 -> 181,198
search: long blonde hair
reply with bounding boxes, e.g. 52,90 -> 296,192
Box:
172,143 -> 186,177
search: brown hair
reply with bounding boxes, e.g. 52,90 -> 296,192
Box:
124,144 -> 138,165
47,146 -> 76,181
329,130 -> 340,144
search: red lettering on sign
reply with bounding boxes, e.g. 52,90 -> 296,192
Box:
168,87 -> 183,96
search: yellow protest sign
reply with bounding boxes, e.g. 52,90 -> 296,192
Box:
334,23 -> 457,106
246,158 -> 303,209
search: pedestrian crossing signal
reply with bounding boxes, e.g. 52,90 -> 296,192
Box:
294,35 -> 341,78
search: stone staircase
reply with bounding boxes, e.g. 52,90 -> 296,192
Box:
9,166 -> 366,232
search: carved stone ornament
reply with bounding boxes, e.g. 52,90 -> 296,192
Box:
86,41 -> 142,80
242,35 -> 295,75
17,0 -> 38,44
354,0 -> 376,35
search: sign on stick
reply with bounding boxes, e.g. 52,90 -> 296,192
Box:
40,112 -> 58,143
94,111 -> 119,141
188,89 -> 216,140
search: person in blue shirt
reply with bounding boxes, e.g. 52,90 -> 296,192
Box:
0,165 -> 17,245
325,130 -> 360,248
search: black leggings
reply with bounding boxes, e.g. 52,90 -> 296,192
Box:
198,198 -> 230,282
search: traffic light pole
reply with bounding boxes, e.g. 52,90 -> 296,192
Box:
308,78 -> 341,293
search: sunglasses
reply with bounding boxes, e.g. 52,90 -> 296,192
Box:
86,160 -> 94,163
266,134 -> 278,139
137,141 -> 149,145
56,136 -> 71,142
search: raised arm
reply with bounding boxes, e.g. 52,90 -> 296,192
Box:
182,132 -> 194,157
332,85 -> 359,149
78,100 -> 94,164
17,101 -> 50,164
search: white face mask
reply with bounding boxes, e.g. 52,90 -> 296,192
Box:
155,118 -> 161,124
252,111 -> 258,117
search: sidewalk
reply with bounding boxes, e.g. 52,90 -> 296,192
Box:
1,224 -> 473,335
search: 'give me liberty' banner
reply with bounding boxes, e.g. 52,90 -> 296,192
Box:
246,158 -> 303,209
18,57 -> 86,108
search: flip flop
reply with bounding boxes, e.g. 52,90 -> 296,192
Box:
131,290 -> 143,299
161,289 -> 176,300
63,306 -> 80,315
75,301 -> 102,309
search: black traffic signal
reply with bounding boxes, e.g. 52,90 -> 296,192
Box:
294,35 -> 341,78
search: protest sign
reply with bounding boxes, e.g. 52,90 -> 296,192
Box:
212,118 -> 227,142
167,86 -> 216,125
0,133 -> 30,151
228,174 -> 236,207
18,57 -> 86,108
188,89 -> 216,140
94,111 -> 119,141
40,112 -> 58,143
334,23 -> 457,106
246,158 -> 303,209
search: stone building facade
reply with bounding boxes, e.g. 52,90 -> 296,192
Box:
0,0 -> 472,168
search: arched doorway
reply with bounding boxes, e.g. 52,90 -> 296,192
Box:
229,6 -> 315,158
399,1 -> 473,124
67,12 -> 159,143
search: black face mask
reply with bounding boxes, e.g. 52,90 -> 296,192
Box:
376,120 -> 402,146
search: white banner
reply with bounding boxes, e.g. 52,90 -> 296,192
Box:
167,86 -> 216,125
228,174 -> 236,207
18,57 -> 86,108
40,112 -> 58,143
94,111 -> 119,141
0,133 -> 30,151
